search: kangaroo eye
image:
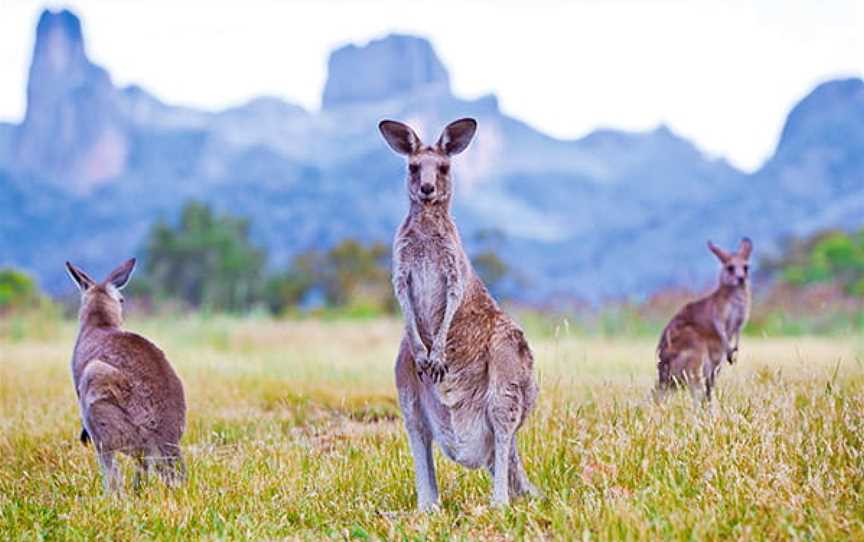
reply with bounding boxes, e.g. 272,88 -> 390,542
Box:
438,164 -> 450,174
409,164 -> 419,175
726,265 -> 735,273
743,265 -> 749,273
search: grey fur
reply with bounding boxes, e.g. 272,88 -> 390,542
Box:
381,118 -> 539,509
66,258 -> 186,494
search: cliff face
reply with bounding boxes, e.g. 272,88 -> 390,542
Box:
322,34 -> 451,109
13,10 -> 128,192
764,78 -> 864,199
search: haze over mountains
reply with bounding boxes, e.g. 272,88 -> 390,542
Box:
1,9 -> 862,302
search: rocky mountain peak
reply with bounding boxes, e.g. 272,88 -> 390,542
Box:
31,10 -> 86,78
774,78 -> 864,159
14,9 -> 127,192
322,34 -> 451,109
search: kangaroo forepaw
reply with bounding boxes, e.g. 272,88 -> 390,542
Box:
727,346 -> 739,365
418,363 -> 447,383
413,346 -> 430,369
414,348 -> 441,382
424,349 -> 448,383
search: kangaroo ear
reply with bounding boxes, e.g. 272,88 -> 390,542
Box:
106,258 -> 136,290
436,118 -> 477,156
738,237 -> 753,259
65,261 -> 95,291
379,120 -> 422,156
707,241 -> 731,263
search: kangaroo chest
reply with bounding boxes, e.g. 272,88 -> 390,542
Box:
726,301 -> 749,335
409,246 -> 448,340
722,290 -> 750,336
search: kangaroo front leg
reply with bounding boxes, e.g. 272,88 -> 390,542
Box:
393,267 -> 429,371
428,263 -> 464,383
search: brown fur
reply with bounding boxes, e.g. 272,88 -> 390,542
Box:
381,118 -> 539,509
656,238 -> 753,402
66,259 -> 186,493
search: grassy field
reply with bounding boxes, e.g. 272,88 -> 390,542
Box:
2,315 -> 864,540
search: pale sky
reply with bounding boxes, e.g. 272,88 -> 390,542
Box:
1,0 -> 862,171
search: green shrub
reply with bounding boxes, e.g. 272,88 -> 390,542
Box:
0,268 -> 39,311
142,201 -> 266,312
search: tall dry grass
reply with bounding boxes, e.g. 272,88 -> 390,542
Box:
1,316 -> 863,540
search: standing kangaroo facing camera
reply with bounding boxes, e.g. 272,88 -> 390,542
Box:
656,238 -> 753,403
380,118 -> 540,510
66,258 -> 186,494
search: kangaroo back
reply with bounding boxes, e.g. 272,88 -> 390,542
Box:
81,331 -> 186,442
66,258 -> 186,492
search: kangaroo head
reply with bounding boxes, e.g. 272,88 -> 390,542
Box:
708,238 -> 752,288
65,258 -> 136,328
378,118 -> 477,207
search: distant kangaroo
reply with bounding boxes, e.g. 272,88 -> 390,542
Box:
656,238 -> 753,402
66,258 -> 186,493
379,118 -> 539,510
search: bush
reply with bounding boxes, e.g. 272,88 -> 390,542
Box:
0,268 -> 40,311
267,240 -> 394,316
0,268 -> 61,341
770,228 -> 864,295
142,201 -> 266,312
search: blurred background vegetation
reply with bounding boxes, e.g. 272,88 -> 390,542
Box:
135,201 -> 266,312
3,200 -> 863,340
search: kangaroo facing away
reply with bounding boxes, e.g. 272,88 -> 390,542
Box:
656,238 -> 753,402
379,118 -> 540,510
66,258 -> 186,493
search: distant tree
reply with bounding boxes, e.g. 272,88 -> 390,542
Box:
770,228 -> 864,295
471,228 -> 510,298
266,239 -> 394,314
321,239 -> 390,308
0,268 -> 40,311
264,251 -> 318,314
143,201 -> 266,311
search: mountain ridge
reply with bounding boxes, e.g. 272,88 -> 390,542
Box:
1,9 -> 861,303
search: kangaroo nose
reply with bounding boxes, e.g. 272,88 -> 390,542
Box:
420,184 -> 435,195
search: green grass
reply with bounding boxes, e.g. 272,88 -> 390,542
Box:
2,316 -> 864,540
